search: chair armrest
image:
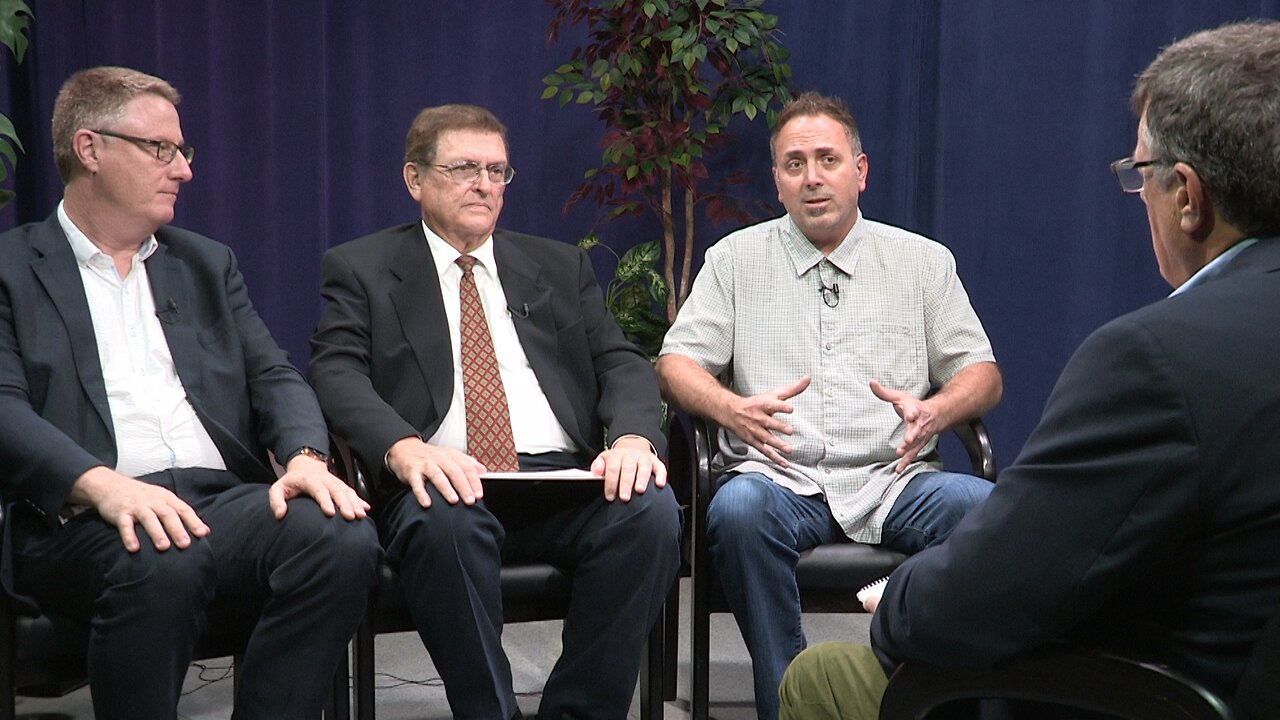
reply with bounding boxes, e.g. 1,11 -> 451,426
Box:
327,431 -> 371,501
952,415 -> 998,481
880,645 -> 1228,717
880,648 -> 1233,720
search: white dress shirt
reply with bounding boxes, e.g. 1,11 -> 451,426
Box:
57,201 -> 225,477
420,222 -> 579,455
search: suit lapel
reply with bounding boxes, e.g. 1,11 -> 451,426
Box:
493,232 -> 585,448
388,224 -> 455,425
144,235 -> 202,397
29,222 -> 113,437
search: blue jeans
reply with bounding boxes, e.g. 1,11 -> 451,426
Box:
706,470 -> 992,720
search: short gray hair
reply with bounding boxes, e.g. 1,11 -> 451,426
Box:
1133,20 -> 1280,237
51,66 -> 181,184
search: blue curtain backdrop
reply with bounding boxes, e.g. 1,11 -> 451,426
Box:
4,1 -> 1278,469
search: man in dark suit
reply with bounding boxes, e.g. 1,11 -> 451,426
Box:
309,104 -> 681,720
0,67 -> 380,720
777,20 -> 1280,720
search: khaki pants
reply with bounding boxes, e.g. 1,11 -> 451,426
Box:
779,642 -> 888,720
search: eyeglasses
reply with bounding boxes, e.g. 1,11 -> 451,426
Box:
430,161 -> 515,186
1109,156 -> 1169,193
92,129 -> 195,165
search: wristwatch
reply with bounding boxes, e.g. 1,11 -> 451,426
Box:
286,446 -> 329,464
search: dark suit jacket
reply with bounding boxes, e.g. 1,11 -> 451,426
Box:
872,238 -> 1280,707
308,222 -> 664,502
0,214 -> 329,536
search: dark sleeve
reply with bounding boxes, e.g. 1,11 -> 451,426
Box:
309,247 -> 421,478
0,272 -> 104,518
574,247 -> 666,456
213,244 -> 330,462
871,316 -> 1200,670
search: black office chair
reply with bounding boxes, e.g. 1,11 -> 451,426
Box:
677,412 -> 997,720
0,493 -> 349,720
878,587 -> 1280,719
328,435 -> 667,720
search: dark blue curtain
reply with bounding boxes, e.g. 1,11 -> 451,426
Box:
4,1 -> 1278,468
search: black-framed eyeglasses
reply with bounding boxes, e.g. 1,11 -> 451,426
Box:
1109,156 -> 1169,193
92,129 -> 194,165
430,161 -> 515,186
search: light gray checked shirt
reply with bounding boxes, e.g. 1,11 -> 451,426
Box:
661,212 -> 995,542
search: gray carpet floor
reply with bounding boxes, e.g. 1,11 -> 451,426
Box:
14,579 -> 873,719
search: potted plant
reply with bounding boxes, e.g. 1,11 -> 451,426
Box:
543,0 -> 791,356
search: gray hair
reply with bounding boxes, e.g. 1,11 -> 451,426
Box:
1133,20 -> 1280,237
51,66 -> 181,184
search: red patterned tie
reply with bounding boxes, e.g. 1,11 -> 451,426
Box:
455,255 -> 519,472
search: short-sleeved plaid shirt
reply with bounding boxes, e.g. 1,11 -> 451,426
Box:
661,212 -> 995,542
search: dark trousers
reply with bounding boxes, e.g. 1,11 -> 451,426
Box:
380,455 -> 682,720
12,468 -> 380,720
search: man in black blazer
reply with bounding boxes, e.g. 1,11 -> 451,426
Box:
0,67 -> 379,720
309,104 -> 681,720
778,21 -> 1280,719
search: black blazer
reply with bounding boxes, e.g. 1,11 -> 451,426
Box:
0,214 -> 330,529
309,222 -> 664,501
872,238 -> 1280,707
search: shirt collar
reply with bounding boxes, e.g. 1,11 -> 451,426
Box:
57,199 -> 159,268
1168,237 -> 1258,297
421,220 -> 497,279
781,209 -> 863,277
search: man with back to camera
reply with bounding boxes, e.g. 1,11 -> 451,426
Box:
308,103 -> 682,720
655,90 -> 1002,720
0,66 -> 380,720
779,20 -> 1280,720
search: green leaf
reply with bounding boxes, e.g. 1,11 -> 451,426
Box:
683,52 -> 696,71
726,36 -> 738,53
0,0 -> 33,62
558,88 -> 574,107
643,2 -> 657,18
626,165 -> 639,180
0,188 -> 13,208
744,104 -> 757,120
0,137 -> 17,180
0,112 -> 22,149
578,234 -> 601,251
576,90 -> 595,104
540,85 -> 559,100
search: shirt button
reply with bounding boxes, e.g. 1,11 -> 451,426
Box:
824,467 -> 833,474
827,437 -> 837,447
824,343 -> 833,351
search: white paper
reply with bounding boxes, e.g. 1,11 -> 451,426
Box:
480,468 -> 603,481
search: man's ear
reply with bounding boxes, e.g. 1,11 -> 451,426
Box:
71,129 -> 102,175
403,162 -> 423,200
1175,162 -> 1214,239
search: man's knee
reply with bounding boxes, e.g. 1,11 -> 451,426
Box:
104,539 -> 218,616
707,473 -> 777,541
382,490 -> 503,568
779,642 -> 887,720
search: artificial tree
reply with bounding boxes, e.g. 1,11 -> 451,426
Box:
543,0 -> 790,356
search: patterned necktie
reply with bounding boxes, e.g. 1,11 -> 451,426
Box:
455,255 -> 519,472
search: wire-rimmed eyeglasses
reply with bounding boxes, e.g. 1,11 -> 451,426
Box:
92,129 -> 194,165
431,161 -> 516,186
1109,156 -> 1169,193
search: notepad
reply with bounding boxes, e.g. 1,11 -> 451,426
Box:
480,469 -> 603,481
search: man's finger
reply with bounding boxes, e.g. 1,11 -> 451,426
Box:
777,375 -> 812,400
410,474 -> 433,508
